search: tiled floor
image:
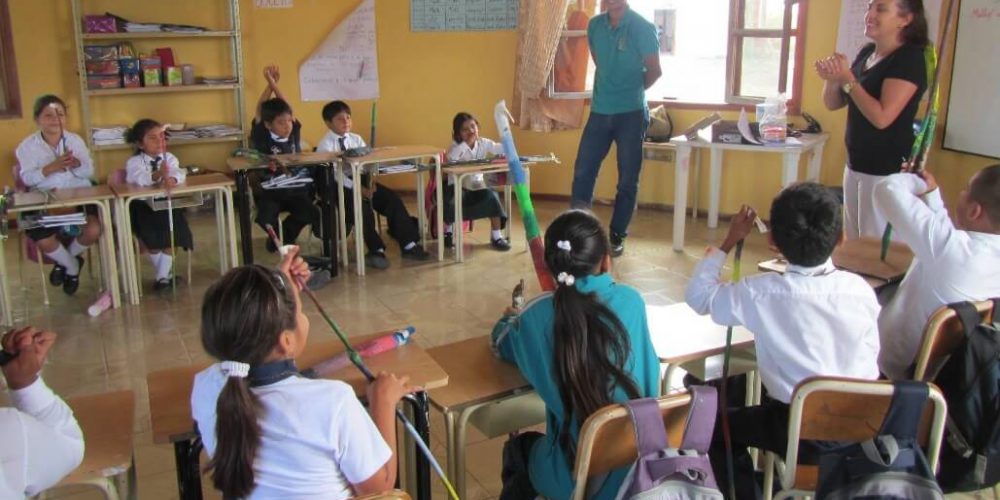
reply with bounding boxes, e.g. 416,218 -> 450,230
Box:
3,197 -> 994,499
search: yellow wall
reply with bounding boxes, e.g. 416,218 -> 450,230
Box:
1,0 -> 994,212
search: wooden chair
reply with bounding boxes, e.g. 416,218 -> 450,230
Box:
352,490 -> 412,499
570,391 -> 696,500
762,377 -> 947,500
44,390 -> 136,500
912,300 -> 996,381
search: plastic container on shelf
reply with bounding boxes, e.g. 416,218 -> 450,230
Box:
756,95 -> 788,144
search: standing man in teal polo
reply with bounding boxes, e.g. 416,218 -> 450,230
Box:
571,0 -> 661,257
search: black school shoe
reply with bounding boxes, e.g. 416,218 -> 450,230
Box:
444,233 -> 455,249
491,237 -> 511,252
52,256 -> 84,289
401,245 -> 431,261
610,233 -> 625,258
153,275 -> 184,292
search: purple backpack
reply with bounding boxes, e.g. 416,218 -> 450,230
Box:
615,386 -> 724,499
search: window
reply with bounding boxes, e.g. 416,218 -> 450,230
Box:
0,0 -> 20,119
548,0 -> 807,113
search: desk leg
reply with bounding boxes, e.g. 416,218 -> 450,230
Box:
320,166 -> 338,277
402,392 -> 432,500
416,170 -> 426,251
435,159 -> 444,262
214,190 -> 225,273
235,171 -> 254,266
97,201 -> 120,308
224,188 -> 239,271
691,150 -> 702,221
708,149 -> 723,229
120,198 -> 141,305
673,145 -> 691,252
781,151 -> 802,188
806,142 -> 825,183
173,438 -> 203,500
336,166 -> 348,270
454,174 -> 464,263
0,238 -> 11,326
353,164 -> 365,276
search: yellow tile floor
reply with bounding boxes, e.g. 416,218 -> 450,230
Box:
2,197 -> 993,499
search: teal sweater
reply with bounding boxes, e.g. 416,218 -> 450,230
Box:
491,273 -> 659,500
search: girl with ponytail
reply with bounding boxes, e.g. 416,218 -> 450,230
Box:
192,246 -> 413,499
491,209 -> 659,500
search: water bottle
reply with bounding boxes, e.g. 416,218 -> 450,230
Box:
756,95 -> 788,144
87,291 -> 112,317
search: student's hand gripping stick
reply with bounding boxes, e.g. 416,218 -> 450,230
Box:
719,239 -> 744,500
263,225 -> 460,500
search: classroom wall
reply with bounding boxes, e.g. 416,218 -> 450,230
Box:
0,1 -> 993,212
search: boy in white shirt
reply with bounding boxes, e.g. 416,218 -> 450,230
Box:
686,182 -> 880,497
1,326 -> 84,498
316,101 -> 428,269
874,165 -> 1000,380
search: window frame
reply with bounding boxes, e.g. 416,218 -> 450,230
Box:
547,0 -> 808,115
0,0 -> 21,119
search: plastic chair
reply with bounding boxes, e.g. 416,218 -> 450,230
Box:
570,391 -> 697,500
912,300 -> 996,381
761,377 -> 947,500
108,168 -> 192,297
42,390 -> 136,500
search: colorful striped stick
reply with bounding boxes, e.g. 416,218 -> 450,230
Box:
264,226 -> 459,500
493,100 -> 556,292
881,0 -> 956,261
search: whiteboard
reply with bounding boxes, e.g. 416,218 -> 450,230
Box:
299,0 -> 378,101
943,1 -> 1000,159
836,0 -> 943,60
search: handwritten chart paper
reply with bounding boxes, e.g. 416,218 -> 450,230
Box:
411,0 -> 518,31
836,0 -> 943,59
943,0 -> 1000,158
299,0 -> 378,101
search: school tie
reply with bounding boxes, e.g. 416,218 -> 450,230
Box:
149,156 -> 162,171
338,136 -> 347,152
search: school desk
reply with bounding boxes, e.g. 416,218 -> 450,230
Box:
225,152 -> 340,275
426,336 -> 543,499
146,333 -> 449,500
0,185 -> 121,325
442,156 -> 559,263
757,237 -> 915,289
110,173 -> 238,304
655,132 -> 831,251
53,390 -> 136,499
337,146 -> 443,276
648,302 -> 756,395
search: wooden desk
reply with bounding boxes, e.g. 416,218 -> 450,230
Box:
110,173 -> 238,304
0,185 -> 120,325
661,132 -> 830,251
147,333 -> 449,500
757,237 -> 914,289
225,153 -> 339,276
441,156 -> 558,263
647,303 -> 756,394
54,390 -> 136,498
338,146 -> 443,276
426,337 -> 541,498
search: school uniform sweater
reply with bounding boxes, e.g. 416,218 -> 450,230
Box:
491,273 -> 659,500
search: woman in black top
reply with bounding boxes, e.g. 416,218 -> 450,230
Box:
816,0 -> 929,239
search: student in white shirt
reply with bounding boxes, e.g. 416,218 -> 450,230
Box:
1,326 -> 85,498
445,112 -> 510,251
685,182 -> 880,497
14,95 -> 103,296
316,100 -> 429,269
124,119 -> 193,291
874,165 -> 1000,380
192,246 -> 414,499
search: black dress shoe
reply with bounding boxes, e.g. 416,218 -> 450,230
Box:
62,274 -> 80,295
49,264 -> 66,286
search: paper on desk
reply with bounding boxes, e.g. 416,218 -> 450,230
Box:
737,108 -> 763,145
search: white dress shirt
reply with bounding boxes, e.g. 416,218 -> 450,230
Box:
191,364 -> 391,499
15,132 -> 94,191
316,131 -> 366,189
873,173 -> 1000,379
445,138 -> 505,190
0,377 -> 85,498
125,152 -> 185,187
685,248 -> 881,403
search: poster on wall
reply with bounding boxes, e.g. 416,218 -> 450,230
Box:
299,0 -> 378,101
836,0 -> 943,59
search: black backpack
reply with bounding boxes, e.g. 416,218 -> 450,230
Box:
815,381 -> 943,499
931,299 -> 1000,492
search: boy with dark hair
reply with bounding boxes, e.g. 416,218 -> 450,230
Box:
874,165 -> 1000,379
316,100 -> 428,269
249,64 -> 320,253
686,182 -> 881,497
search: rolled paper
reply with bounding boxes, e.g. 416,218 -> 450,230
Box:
301,327 -> 415,379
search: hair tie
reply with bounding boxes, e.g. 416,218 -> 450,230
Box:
220,361 -> 250,379
556,240 -> 572,252
556,272 -> 576,287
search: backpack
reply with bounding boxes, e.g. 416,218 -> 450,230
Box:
815,381 -> 944,499
614,386 -> 723,500
931,299 -> 1000,491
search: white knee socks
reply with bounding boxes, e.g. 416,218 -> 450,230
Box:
68,239 -> 88,257
45,246 -> 79,275
148,252 -> 174,280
